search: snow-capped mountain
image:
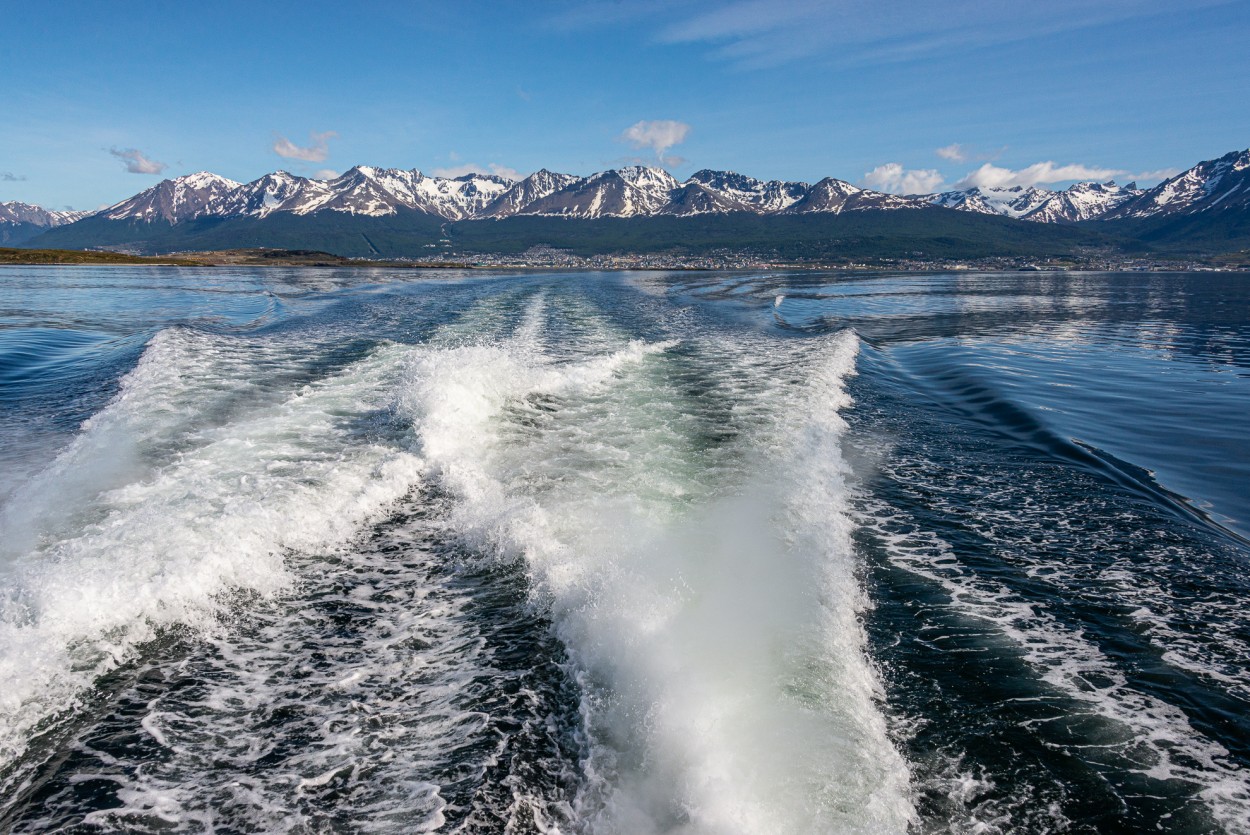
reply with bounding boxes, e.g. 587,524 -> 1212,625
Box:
20,148 -> 1250,260
929,185 -> 1054,219
102,172 -> 243,224
929,181 -> 1142,223
786,178 -> 928,214
329,167 -> 511,220
515,166 -> 682,218
686,170 -> 809,213
217,171 -> 332,218
1103,149 -> 1250,219
1024,181 -> 1142,223
480,169 -> 581,218
1,201 -> 90,244
657,181 -> 754,216
32,148 -> 1250,236
0,201 -> 88,228
81,165 -> 929,225
504,166 -> 926,218
100,167 -> 513,224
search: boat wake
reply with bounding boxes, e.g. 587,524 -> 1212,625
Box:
0,291 -> 912,833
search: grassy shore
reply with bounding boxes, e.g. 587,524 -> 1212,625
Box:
178,249 -> 465,267
0,247 -> 207,266
0,247 -> 468,268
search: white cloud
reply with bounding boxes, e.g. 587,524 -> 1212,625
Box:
314,169 -> 340,180
618,0 -> 1233,71
429,162 -> 523,181
936,143 -> 967,162
864,163 -> 945,195
956,161 -> 1125,190
1130,167 -> 1181,184
109,147 -> 167,175
489,164 -> 523,181
272,130 -> 337,162
620,119 -> 691,165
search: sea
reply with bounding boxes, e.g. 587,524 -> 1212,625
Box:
0,266 -> 1247,834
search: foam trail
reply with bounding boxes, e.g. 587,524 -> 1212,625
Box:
30,500 -> 566,834
399,323 -> 915,834
0,331 -> 425,767
0,328 -> 276,562
858,498 -> 1250,832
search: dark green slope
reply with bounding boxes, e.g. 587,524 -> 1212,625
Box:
1088,207 -> 1250,256
0,222 -> 49,246
445,210 -> 1131,260
24,206 -> 1138,260
26,210 -> 447,257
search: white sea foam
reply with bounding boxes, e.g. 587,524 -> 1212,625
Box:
0,329 -> 426,767
0,328 -> 266,562
1,295 -> 915,833
54,501 -> 518,833
399,315 -> 915,834
857,496 -> 1250,833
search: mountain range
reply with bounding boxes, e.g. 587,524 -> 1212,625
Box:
928,180 -> 1143,223
8,148 -> 1249,260
0,202 -> 89,245
45,164 -> 930,225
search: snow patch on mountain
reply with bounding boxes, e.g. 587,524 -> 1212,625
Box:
103,172 -> 242,224
1025,181 -> 1141,223
1104,149 -> 1250,219
787,178 -> 929,214
929,180 -> 1143,222
59,149 -> 1250,227
686,170 -> 809,212
480,169 -> 581,218
516,166 -> 679,218
0,202 -> 89,228
929,185 -> 1054,219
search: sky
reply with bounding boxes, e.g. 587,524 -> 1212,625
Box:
3,0 -> 1249,210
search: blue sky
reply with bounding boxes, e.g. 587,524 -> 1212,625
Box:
3,0 -> 1249,209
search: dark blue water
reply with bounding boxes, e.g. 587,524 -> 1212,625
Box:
0,266 -> 1247,833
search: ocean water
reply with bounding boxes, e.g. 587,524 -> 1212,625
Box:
0,266 -> 1246,833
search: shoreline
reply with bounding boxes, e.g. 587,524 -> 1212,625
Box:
1,247 -> 1246,273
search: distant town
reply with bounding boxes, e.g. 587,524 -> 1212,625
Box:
3,243 -> 1247,272
415,246 -> 1249,273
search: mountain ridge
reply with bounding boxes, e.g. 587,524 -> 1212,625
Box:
16,148 -> 1250,259
1103,149 -> 1250,219
37,164 -> 933,227
21,148 -> 1249,229
0,201 -> 89,245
